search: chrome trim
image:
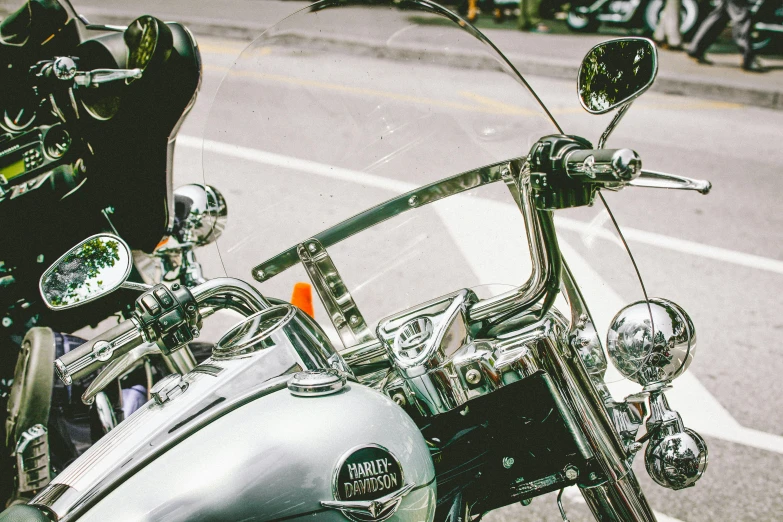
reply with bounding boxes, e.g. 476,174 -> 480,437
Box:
630,169 -> 711,194
38,233 -> 133,311
120,281 -> 153,292
321,483 -> 415,521
580,470 -> 656,522
288,369 -> 347,396
150,374 -> 188,405
536,317 -> 629,482
577,37 -> 658,116
298,239 -> 374,347
82,343 -> 159,405
93,392 -> 117,433
325,443 -> 407,522
190,276 -> 272,311
598,103 -> 631,149
73,68 -> 142,87
162,345 -> 197,374
32,303 -> 345,520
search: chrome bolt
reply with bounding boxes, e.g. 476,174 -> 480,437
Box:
256,269 -> 265,279
502,457 -> 515,469
349,315 -> 360,326
408,195 -> 419,207
190,326 -> 200,338
308,243 -> 317,253
520,499 -> 532,507
465,368 -> 481,385
588,472 -> 599,481
2,316 -> 13,327
391,393 -> 406,406
564,465 -> 579,481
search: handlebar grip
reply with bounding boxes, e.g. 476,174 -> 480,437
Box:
54,319 -> 144,385
564,148 -> 641,183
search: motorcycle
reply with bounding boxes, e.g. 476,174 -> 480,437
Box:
2,1 -> 714,520
0,0 -> 213,504
751,0 -> 783,51
566,0 -> 701,37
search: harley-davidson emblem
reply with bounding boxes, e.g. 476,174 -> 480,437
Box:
322,444 -> 413,522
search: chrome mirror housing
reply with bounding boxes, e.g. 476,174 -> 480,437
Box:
606,298 -> 695,388
39,234 -> 132,310
173,184 -> 227,246
578,37 -> 658,114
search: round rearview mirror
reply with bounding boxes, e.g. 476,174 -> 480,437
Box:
39,234 -> 132,310
578,37 -> 658,114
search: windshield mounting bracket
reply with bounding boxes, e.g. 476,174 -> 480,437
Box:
297,238 -> 375,348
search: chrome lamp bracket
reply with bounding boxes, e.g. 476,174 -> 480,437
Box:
297,238 -> 375,348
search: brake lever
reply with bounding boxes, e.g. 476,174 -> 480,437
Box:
73,68 -> 142,87
81,342 -> 161,405
42,57 -> 142,87
629,169 -> 712,194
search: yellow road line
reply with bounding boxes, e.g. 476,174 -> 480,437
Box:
204,60 -> 743,116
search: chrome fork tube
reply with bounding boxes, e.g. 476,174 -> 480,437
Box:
539,332 -> 657,521
580,471 -> 657,522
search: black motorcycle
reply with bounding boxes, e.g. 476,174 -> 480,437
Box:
751,0 -> 783,51
566,0 -> 702,37
0,0 -> 202,505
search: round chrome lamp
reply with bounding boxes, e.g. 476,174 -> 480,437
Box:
645,428 -> 708,490
606,298 -> 695,388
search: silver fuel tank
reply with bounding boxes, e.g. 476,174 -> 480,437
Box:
32,305 -> 436,522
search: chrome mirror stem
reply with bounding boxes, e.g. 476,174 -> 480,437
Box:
598,103 -> 631,149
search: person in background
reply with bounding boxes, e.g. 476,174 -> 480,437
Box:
517,0 -> 550,32
687,0 -> 765,72
654,0 -> 683,50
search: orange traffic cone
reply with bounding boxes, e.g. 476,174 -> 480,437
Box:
291,282 -> 314,318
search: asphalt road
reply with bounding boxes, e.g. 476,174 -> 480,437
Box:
24,1 -> 782,520
156,21 -> 783,521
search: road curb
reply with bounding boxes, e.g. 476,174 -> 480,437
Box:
6,9 -> 782,110
151,18 -> 783,111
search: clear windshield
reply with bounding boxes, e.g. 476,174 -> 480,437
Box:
203,0 -> 660,385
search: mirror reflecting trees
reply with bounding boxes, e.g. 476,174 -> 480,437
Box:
578,38 -> 657,114
39,234 -> 132,309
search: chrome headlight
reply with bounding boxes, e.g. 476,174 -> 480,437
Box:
607,298 -> 695,387
173,184 -> 228,246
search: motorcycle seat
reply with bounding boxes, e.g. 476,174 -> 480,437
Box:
0,504 -> 51,522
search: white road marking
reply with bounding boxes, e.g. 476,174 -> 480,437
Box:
554,215 -> 783,276
178,136 -> 783,459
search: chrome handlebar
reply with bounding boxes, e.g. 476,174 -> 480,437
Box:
55,319 -> 144,386
54,278 -> 271,386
